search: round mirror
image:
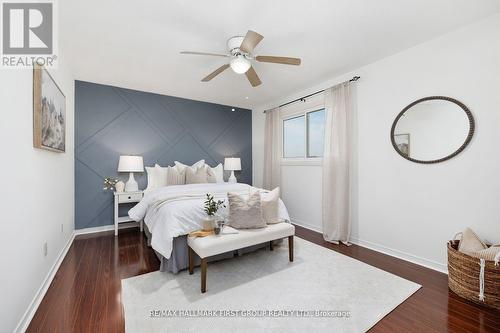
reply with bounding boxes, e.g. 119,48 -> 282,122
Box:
390,96 -> 474,164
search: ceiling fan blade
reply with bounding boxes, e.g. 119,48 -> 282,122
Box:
201,64 -> 230,82
245,66 -> 262,87
239,30 -> 264,53
181,51 -> 229,58
255,55 -> 301,66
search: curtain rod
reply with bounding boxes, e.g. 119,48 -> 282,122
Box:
263,76 -> 360,113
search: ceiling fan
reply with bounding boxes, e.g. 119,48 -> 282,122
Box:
180,30 -> 301,87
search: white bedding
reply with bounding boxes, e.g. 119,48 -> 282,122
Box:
129,183 -> 290,259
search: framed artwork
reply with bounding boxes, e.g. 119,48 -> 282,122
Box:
33,64 -> 66,152
394,133 -> 410,157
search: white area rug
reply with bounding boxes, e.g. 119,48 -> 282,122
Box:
122,238 -> 420,333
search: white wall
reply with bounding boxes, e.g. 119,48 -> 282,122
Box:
281,165 -> 323,231
253,13 -> 500,271
0,37 -> 75,333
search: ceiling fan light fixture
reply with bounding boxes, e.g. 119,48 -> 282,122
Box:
182,30 -> 301,87
230,55 -> 251,74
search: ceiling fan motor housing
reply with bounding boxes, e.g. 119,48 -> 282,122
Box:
227,36 -> 249,58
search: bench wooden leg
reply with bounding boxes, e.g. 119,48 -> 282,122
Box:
270,240 -> 274,251
188,247 -> 194,275
201,258 -> 207,293
288,236 -> 294,262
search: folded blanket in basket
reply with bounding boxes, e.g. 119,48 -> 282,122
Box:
456,227 -> 500,265
470,246 -> 500,265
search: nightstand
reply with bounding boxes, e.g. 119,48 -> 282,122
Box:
114,191 -> 143,236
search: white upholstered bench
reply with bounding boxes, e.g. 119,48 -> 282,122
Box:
188,223 -> 295,293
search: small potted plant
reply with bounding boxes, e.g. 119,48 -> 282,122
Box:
103,177 -> 118,191
203,194 -> 225,231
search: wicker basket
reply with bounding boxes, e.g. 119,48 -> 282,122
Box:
447,240 -> 500,309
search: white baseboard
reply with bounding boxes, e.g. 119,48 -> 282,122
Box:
349,237 -> 448,274
291,218 -> 447,274
291,218 -> 323,234
15,232 -> 75,333
74,222 -> 138,236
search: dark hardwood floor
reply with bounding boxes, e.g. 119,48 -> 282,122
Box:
294,226 -> 500,333
27,226 -> 500,332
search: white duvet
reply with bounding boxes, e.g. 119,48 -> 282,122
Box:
128,183 -> 290,259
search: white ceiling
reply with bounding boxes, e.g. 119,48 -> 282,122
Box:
62,0 -> 500,109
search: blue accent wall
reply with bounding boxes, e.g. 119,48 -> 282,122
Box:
75,81 -> 252,230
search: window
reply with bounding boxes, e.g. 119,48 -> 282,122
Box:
283,109 -> 325,159
307,109 -> 325,157
283,115 -> 305,158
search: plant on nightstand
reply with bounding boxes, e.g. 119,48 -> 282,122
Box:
103,177 -> 119,191
203,194 -> 225,231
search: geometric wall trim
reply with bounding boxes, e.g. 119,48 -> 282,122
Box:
75,81 -> 252,229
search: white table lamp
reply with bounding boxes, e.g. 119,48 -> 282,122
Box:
118,155 -> 144,192
224,157 -> 241,183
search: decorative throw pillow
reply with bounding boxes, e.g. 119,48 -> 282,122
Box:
227,192 -> 266,229
186,165 -> 208,184
259,187 -> 283,224
458,227 -> 487,255
174,160 -> 205,173
167,166 -> 185,185
145,164 -> 168,190
206,163 -> 224,183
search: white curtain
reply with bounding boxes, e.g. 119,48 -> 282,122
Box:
263,107 -> 281,190
322,82 -> 353,244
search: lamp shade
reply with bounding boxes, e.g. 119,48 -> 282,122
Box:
117,155 -> 144,172
224,157 -> 241,171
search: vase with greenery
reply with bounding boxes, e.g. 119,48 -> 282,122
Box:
103,177 -> 119,191
203,194 -> 225,231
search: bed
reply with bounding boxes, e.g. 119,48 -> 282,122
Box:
129,182 -> 290,273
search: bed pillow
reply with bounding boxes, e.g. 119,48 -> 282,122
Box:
227,192 -> 266,229
458,227 -> 487,255
145,165 -> 157,190
186,165 -> 208,184
174,160 -> 205,173
145,164 -> 168,190
259,187 -> 283,224
167,166 -> 185,185
155,164 -> 169,186
207,163 -> 224,183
